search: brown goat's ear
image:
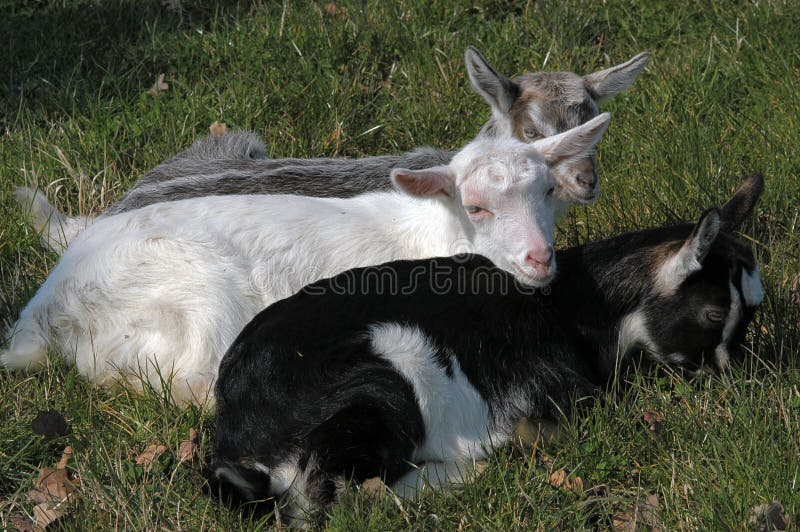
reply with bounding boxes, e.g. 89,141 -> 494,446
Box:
391,166 -> 456,198
655,209 -> 721,293
719,174 -> 765,232
583,52 -> 649,104
465,46 -> 519,114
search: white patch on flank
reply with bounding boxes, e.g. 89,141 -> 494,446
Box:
741,265 -> 765,307
368,323 -> 505,465
715,280 -> 743,371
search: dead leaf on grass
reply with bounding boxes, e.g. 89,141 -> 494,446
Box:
513,417 -> 559,447
24,446 -> 76,530
32,502 -> 65,528
641,411 -> 665,437
324,2 -> 347,16
146,74 -> 169,96
209,121 -> 228,138
135,443 -> 168,473
9,513 -> 38,532
177,428 -> 199,464
612,493 -> 663,531
362,476 -> 389,496
548,469 -> 584,492
747,500 -> 788,531
28,446 -> 75,505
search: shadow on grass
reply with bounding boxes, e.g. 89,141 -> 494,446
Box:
0,1 -> 247,125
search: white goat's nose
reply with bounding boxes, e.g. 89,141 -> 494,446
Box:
524,246 -> 554,275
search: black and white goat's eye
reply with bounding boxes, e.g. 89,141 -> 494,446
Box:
546,186 -> 556,197
465,205 -> 488,216
523,127 -> 541,140
705,310 -> 726,323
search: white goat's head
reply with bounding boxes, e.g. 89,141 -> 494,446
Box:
391,113 -> 610,286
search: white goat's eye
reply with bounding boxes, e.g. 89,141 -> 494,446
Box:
546,186 -> 556,197
706,310 -> 725,323
465,205 -> 488,215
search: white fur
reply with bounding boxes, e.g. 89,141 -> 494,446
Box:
616,309 -> 658,363
368,323 -> 505,499
369,324 -> 504,463
13,187 -> 92,254
741,266 -> 765,307
655,212 -> 721,295
714,280 -> 743,371
2,125 -> 608,404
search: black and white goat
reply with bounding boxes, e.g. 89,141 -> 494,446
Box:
211,176 -> 764,521
16,47 -> 648,253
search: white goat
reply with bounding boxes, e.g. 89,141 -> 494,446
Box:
1,114 -> 609,405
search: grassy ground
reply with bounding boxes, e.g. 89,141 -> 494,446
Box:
1,0 -> 798,529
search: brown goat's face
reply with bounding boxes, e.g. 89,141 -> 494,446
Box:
465,47 -> 649,208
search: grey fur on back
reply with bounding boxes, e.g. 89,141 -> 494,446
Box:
86,48 -> 648,218
134,130 -> 269,186
105,143 -> 453,215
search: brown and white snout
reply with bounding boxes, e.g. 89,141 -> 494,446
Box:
554,156 -> 599,204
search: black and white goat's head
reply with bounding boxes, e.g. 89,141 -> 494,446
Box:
617,175 -> 765,373
465,46 -> 649,206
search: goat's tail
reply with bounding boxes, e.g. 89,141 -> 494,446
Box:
13,187 -> 94,254
209,459 -> 274,504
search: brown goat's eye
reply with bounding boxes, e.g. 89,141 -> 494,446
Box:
523,127 -> 541,140
706,310 -> 726,323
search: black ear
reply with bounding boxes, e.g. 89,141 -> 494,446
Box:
685,208 -> 722,265
464,46 -> 519,114
719,174 -> 765,232
655,209 -> 721,293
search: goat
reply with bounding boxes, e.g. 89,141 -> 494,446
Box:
16,47 -> 648,253
1,116 -> 610,405
210,175 -> 764,523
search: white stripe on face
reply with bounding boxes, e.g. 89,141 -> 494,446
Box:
714,280 -> 743,371
741,265 -> 764,307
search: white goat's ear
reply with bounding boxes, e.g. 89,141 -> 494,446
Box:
465,46 -> 519,114
531,112 -> 610,165
655,209 -> 722,293
719,173 -> 765,232
583,52 -> 649,103
391,166 -> 456,198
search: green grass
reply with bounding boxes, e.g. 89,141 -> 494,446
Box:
1,0 -> 798,529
